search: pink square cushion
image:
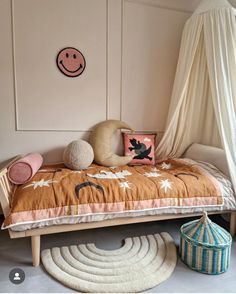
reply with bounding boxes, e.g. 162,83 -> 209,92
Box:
123,133 -> 156,165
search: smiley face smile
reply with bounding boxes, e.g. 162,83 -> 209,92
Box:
59,60 -> 83,73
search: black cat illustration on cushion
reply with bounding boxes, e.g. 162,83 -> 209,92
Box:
129,138 -> 152,161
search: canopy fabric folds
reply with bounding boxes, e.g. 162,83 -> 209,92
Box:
156,0 -> 236,192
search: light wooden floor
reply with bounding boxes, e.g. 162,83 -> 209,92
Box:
0,215 -> 235,293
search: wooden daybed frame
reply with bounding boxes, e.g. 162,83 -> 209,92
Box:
0,156 -> 235,267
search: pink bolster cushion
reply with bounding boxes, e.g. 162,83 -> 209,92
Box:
8,153 -> 43,184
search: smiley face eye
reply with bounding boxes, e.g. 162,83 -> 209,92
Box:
73,54 -> 76,59
66,53 -> 69,58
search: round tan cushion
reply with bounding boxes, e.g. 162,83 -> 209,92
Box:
63,140 -> 94,170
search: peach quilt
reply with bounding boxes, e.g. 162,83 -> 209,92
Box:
3,159 -> 223,230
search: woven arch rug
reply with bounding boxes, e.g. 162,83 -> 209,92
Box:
41,232 -> 177,293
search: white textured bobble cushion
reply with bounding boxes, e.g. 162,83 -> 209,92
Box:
63,140 -> 94,170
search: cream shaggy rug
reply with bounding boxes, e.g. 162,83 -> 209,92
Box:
41,232 -> 177,293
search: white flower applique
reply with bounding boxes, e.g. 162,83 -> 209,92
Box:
160,179 -> 173,193
23,179 -> 57,190
161,162 -> 172,170
119,181 -> 132,190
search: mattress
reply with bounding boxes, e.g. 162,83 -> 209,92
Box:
2,158 -> 236,231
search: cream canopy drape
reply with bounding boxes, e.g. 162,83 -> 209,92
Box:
156,0 -> 236,191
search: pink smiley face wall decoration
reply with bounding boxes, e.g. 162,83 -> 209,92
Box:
56,47 -> 86,77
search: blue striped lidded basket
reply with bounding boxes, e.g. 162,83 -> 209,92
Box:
179,212 -> 232,274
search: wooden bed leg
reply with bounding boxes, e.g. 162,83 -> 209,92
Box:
230,212 -> 236,237
31,235 -> 41,267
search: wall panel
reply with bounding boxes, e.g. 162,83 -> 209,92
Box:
13,0 -> 107,131
121,0 -> 191,131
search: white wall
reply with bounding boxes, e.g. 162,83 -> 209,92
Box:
0,0 -> 221,165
